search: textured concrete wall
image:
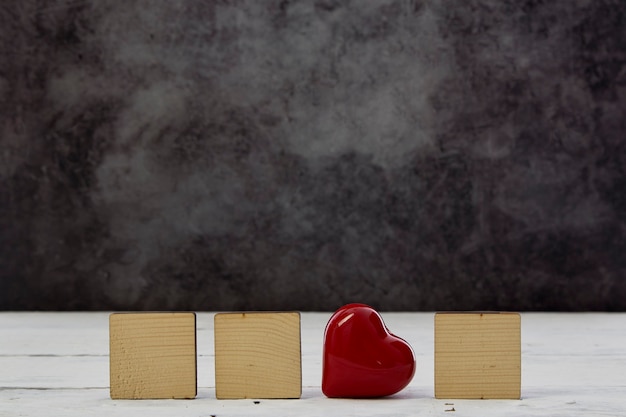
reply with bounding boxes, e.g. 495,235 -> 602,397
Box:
2,0 -> 625,311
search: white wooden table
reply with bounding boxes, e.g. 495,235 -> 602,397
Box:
1,312 -> 624,416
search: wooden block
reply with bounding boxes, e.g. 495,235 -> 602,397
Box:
214,312 -> 301,399
109,312 -> 196,399
434,312 -> 521,399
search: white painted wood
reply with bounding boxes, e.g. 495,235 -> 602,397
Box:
1,312 -> 625,416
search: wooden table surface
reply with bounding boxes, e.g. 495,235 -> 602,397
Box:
1,312 -> 624,416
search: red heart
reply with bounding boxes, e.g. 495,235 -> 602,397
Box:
322,303 -> 416,398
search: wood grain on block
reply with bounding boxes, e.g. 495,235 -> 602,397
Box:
109,312 -> 196,399
214,312 -> 301,399
434,312 -> 521,399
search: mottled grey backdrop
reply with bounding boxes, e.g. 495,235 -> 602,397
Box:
2,0 -> 625,311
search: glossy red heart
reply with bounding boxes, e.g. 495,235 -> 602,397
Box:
322,303 -> 416,398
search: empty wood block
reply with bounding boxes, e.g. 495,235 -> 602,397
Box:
214,312 -> 301,399
435,312 -> 521,399
109,312 -> 196,399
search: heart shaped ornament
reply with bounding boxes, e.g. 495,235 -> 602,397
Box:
322,303 -> 416,398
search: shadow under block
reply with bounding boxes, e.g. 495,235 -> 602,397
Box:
109,312 -> 197,399
434,312 -> 521,399
214,312 -> 302,399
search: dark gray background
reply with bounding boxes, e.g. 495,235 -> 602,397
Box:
2,0 -> 625,311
